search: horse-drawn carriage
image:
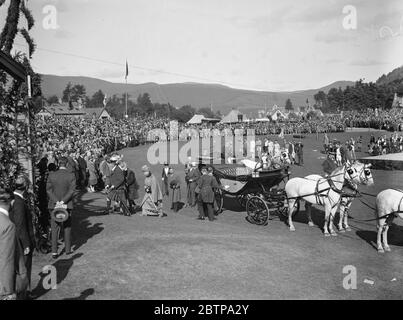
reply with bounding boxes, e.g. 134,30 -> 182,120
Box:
199,157 -> 291,226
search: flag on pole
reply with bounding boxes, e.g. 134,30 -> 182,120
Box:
125,60 -> 129,80
103,93 -> 107,107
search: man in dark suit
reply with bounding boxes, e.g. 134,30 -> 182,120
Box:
108,157 -> 128,215
0,190 -> 16,300
161,162 -> 169,197
47,157 -> 76,258
9,176 -> 35,299
196,166 -> 219,221
66,152 -> 79,186
76,152 -> 87,190
296,142 -> 304,166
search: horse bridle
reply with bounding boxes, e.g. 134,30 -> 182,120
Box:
357,166 -> 372,184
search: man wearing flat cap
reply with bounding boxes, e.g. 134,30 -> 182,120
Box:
47,156 -> 76,258
0,189 -> 16,300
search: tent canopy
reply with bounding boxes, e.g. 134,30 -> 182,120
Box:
187,114 -> 206,124
270,109 -> 287,121
220,109 -> 246,123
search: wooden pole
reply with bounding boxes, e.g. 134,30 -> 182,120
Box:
125,77 -> 128,118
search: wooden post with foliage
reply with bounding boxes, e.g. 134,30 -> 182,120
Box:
0,0 -> 41,191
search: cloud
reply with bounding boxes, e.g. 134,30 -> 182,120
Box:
54,29 -> 74,39
325,58 -> 342,64
96,68 -> 124,79
290,1 -> 343,24
36,0 -> 70,13
228,5 -> 291,35
349,59 -> 389,66
314,30 -> 359,43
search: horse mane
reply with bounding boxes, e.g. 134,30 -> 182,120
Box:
329,165 -> 345,176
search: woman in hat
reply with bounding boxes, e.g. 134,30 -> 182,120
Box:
86,154 -> 97,193
141,165 -> 164,217
168,167 -> 181,212
196,166 -> 219,221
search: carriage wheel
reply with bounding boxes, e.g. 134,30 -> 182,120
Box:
246,196 -> 270,226
214,188 -> 223,214
237,194 -> 255,208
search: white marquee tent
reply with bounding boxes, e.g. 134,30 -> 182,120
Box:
220,109 -> 247,124
187,114 -> 206,124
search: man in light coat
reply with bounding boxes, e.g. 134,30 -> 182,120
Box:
0,189 -> 16,300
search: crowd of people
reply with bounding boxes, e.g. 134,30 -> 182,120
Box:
367,132 -> 403,156
5,107 -> 403,299
181,115 -> 345,139
323,133 -> 361,165
343,109 -> 403,132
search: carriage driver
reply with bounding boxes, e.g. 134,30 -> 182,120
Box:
322,154 -> 338,177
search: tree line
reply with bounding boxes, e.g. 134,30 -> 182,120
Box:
46,83 -> 222,122
313,75 -> 403,112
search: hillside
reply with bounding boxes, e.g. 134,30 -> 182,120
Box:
41,74 -> 353,115
377,66 -> 403,86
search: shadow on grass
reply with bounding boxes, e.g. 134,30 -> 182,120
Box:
285,204 -> 341,232
356,224 -> 403,250
63,288 -> 95,300
31,253 -> 83,299
71,191 -> 105,252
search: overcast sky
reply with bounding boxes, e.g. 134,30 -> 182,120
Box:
3,0 -> 403,91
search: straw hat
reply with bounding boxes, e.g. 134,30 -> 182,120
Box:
110,154 -> 120,162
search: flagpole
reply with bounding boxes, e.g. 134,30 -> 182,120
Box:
125,59 -> 128,118
125,76 -> 128,118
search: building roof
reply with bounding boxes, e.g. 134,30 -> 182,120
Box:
220,109 -> 246,123
46,102 -> 86,115
187,114 -> 206,124
84,107 -> 110,119
45,103 -> 111,118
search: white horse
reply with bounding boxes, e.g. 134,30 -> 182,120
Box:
375,189 -> 403,253
304,162 -> 374,232
285,164 -> 361,235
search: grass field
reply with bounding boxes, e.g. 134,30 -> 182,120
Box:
30,129 -> 403,300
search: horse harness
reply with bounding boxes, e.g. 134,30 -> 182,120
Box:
314,176 -> 344,208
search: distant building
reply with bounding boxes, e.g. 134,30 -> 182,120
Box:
392,84 -> 403,108
187,114 -> 220,125
269,109 -> 287,121
44,102 -> 111,119
220,109 -> 247,123
37,107 -> 52,118
45,102 -> 87,118
85,107 -> 111,120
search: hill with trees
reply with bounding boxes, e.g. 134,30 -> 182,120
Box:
313,66 -> 403,113
41,74 -> 354,116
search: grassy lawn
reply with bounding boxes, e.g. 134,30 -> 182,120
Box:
30,129 -> 403,299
